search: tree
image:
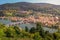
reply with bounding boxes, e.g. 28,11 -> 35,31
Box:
33,32 -> 43,40
36,22 -> 45,38
5,26 -> 16,37
36,22 -> 43,32
25,26 -> 29,32
29,27 -> 36,33
0,11 -> 5,17
53,32 -> 60,40
0,29 -> 5,37
45,33 -> 54,40
14,26 -> 21,35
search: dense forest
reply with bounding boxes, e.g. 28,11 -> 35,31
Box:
0,22 -> 60,40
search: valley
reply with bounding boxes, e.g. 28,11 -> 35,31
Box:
0,2 -> 60,40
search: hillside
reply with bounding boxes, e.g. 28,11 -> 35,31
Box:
0,2 -> 60,16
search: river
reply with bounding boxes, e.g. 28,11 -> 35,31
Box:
0,19 -> 58,33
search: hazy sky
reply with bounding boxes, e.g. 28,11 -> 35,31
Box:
0,0 -> 60,5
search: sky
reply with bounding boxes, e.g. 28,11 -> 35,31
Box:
0,0 -> 60,5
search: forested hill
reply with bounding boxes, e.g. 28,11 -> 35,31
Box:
0,2 -> 60,10
0,2 -> 60,15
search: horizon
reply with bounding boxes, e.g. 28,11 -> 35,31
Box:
0,0 -> 60,5
0,2 -> 57,5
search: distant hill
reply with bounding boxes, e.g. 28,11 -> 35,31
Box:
0,2 -> 60,15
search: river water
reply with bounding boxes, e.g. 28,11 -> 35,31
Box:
0,19 -> 58,33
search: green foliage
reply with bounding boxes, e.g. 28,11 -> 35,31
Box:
5,13 -> 13,16
29,27 -> 36,33
36,22 -> 45,38
33,32 -> 43,40
25,26 -> 29,32
0,23 -> 59,40
14,26 -> 21,35
53,32 -> 60,40
5,27 -> 16,37
0,29 -> 5,37
36,22 -> 43,32
44,33 -> 54,40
